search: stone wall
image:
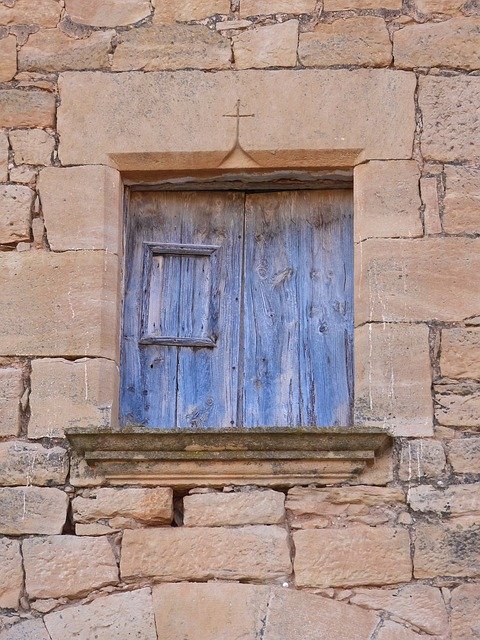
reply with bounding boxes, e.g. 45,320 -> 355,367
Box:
0,0 -> 479,638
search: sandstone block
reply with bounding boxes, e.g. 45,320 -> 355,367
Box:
0,367 -> 23,437
66,0 -> 151,26
23,535 -> 119,598
354,160 -> 422,241
19,28 -> 112,73
184,489 -> 285,526
0,620 -> 51,640
444,165 -> 480,234
45,588 -> 157,640
351,584 -> 447,636
420,177 -> 442,234
409,483 -> 480,516
377,621 -> 430,640
398,439 -> 446,480
9,129 -> 55,166
121,525 -> 291,582
38,165 -> 122,252
451,583 -> 480,640
155,0 -> 231,22
0,184 -> 33,244
356,238 -> 480,323
0,0 -> 61,27
240,0 -> 316,13
394,19 -> 480,70
0,89 -> 55,128
0,251 -> 119,358
415,0 -> 465,10
0,441 -> 68,486
294,526 -> 412,587
435,383 -> 480,427
112,25 -> 231,72
0,131 -> 7,182
447,437 -> 480,474
354,323 -> 433,434
9,165 -> 37,185
28,358 -> 118,438
286,486 -> 405,528
0,486 -> 68,535
325,0 -> 401,9
69,450 -> 106,487
0,35 -> 17,82
233,21 -> 298,69
0,539 -> 22,609
420,75 -> 480,162
299,18 -> 392,67
73,487 -> 173,525
441,329 -> 480,380
414,521 -> 480,578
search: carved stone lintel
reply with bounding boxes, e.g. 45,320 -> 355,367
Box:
66,427 -> 392,488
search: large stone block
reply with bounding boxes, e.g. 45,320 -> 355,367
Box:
66,0 -> 151,26
112,25 -> 231,72
0,539 -> 22,609
414,521 -> 480,578
0,367 -> 23,437
38,165 -> 122,252
9,129 -> 55,166
0,620 -> 51,640
394,19 -> 480,70
23,535 -> 119,598
0,441 -> 68,486
435,383 -> 480,427
57,69 -> 415,167
415,0 -> 465,11
294,526 -> 412,587
447,437 -> 480,474
0,89 -> 56,128
0,35 -> 17,82
376,621 -> 428,640
240,0 -> 316,13
0,486 -> 68,535
398,439 -> 446,481
451,584 -> 480,640
355,238 -> 480,323
45,588 -> 157,640
354,323 -> 433,435
299,17 -> 392,67
441,329 -> 480,380
408,483 -> 480,516
0,0 -> 61,26
183,489 -> 285,526
420,75 -> 480,162
155,0 -> 231,22
0,251 -> 119,358
121,525 -> 291,582
29,358 -> 118,438
325,0 -> 401,8
233,21 -> 298,69
444,165 -> 480,234
0,184 -> 33,244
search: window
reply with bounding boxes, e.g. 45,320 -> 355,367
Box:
120,189 -> 353,429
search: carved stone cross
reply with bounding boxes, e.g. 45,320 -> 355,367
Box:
223,100 -> 254,145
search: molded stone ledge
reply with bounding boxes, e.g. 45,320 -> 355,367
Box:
66,427 -> 391,488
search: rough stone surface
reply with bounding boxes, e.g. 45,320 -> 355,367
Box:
45,588 -> 157,640
184,490 -> 285,526
409,483 -> 480,516
294,526 -> 412,587
451,583 -> 480,640
448,437 -> 480,474
0,367 -> 23,437
299,18 -> 392,67
394,19 -> 480,70
351,584 -> 448,636
66,0 -> 151,26
19,28 -> 112,72
73,487 -> 173,525
0,539 -> 22,609
0,35 -> 17,82
420,177 -> 442,235
325,0 -> 401,8
0,441 -> 68,486
233,21 -> 298,69
398,439 -> 446,480
112,25 -> 231,72
356,238 -> 480,323
354,323 -> 433,434
435,383 -> 480,427
414,521 -> 480,578
0,251 -> 119,358
0,184 -> 33,244
376,621 -> 430,640
9,129 -> 55,166
0,0 -> 61,27
415,0 -> 466,11
39,165 -> 122,252
420,75 -> 480,162
0,620 -> 51,640
444,166 -> 480,234
0,132 -> 7,182
28,358 -> 118,438
23,535 -> 119,598
354,160 -> 422,241
0,486 -> 68,535
155,0 -> 231,22
0,89 -> 56,128
240,0 -> 316,13
441,329 -> 480,380
121,526 -> 292,582
57,70 -> 416,167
